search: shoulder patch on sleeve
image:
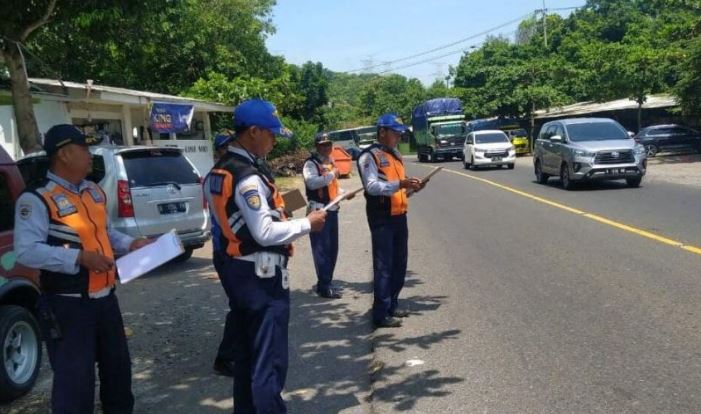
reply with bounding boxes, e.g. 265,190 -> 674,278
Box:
244,190 -> 262,210
18,204 -> 32,220
239,183 -> 258,196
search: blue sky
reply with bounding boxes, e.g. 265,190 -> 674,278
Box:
266,0 -> 586,85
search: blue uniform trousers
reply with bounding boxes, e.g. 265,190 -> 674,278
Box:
368,214 -> 408,323
213,250 -> 237,362
39,292 -> 134,414
309,210 -> 339,292
220,256 -> 290,414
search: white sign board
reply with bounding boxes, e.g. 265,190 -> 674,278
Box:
152,139 -> 213,177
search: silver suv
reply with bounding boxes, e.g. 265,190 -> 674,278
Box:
533,118 -> 647,190
18,145 -> 210,261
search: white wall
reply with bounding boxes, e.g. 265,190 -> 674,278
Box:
0,99 -> 70,159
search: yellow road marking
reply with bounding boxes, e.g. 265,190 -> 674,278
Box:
429,166 -> 701,256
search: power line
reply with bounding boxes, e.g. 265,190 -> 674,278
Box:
346,11 -> 536,73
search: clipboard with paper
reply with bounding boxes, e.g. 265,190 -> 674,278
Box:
116,230 -> 184,284
322,186 -> 364,211
407,166 -> 442,197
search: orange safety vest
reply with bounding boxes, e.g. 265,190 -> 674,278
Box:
207,152 -> 293,258
304,154 -> 339,204
359,144 -> 408,218
30,179 -> 115,295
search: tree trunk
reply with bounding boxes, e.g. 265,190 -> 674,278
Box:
2,44 -> 42,155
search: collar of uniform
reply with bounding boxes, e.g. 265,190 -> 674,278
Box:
46,171 -> 89,194
377,144 -> 402,161
228,146 -> 255,163
311,152 -> 330,164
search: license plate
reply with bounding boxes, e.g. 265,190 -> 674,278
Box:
158,202 -> 186,215
492,156 -> 502,161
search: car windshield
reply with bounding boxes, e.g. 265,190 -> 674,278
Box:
435,123 -> 465,137
475,133 -> 509,144
121,149 -> 199,187
508,129 -> 527,137
566,122 -> 628,142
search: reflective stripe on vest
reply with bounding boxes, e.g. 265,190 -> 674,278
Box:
305,155 -> 339,204
207,152 -> 293,258
362,144 -> 408,217
33,179 -> 115,294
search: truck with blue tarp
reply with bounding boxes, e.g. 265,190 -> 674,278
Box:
412,98 -> 466,162
466,117 -> 530,155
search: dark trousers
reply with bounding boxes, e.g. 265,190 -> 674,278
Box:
309,210 -> 339,292
40,292 -> 133,414
220,257 -> 290,414
213,250 -> 236,362
369,214 -> 408,323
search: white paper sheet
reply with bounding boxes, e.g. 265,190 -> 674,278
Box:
116,231 -> 185,284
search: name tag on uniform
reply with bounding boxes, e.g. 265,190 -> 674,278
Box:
51,194 -> 77,217
379,154 -> 390,167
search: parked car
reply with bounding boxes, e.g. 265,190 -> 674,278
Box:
18,145 -> 210,261
505,128 -> 530,155
463,130 -> 516,170
0,145 -> 42,402
633,124 -> 701,157
533,118 -> 647,190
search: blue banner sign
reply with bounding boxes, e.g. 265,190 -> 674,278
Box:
150,102 -> 194,133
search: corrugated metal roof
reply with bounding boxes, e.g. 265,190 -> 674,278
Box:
27,78 -> 232,112
534,94 -> 677,119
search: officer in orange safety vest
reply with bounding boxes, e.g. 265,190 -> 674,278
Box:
14,124 -> 153,413
357,114 -> 425,328
204,99 -> 326,413
303,132 -> 354,299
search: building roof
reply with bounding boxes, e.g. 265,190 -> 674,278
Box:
534,94 -> 677,120
27,78 -> 232,112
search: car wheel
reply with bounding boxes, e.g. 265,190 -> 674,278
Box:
463,157 -> 470,169
535,160 -> 549,184
0,305 -> 42,402
645,144 -> 658,157
469,156 -> 476,170
172,247 -> 194,263
507,163 -> 515,170
626,177 -> 642,188
560,163 -> 574,190
418,153 -> 426,163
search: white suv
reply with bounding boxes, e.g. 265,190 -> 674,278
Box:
463,130 -> 516,170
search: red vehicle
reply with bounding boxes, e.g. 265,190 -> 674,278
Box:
0,145 -> 42,402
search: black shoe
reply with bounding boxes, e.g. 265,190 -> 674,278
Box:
391,309 -> 410,318
373,316 -> 402,328
213,358 -> 235,377
317,288 -> 342,299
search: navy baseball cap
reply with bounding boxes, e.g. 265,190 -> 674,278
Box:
233,99 -> 293,138
43,124 -> 97,154
314,132 -> 332,145
214,132 -> 232,149
377,113 -> 409,133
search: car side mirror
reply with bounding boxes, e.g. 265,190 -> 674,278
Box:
550,135 -> 563,142
627,131 -> 635,138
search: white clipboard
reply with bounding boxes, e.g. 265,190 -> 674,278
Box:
116,231 -> 184,283
323,186 -> 364,211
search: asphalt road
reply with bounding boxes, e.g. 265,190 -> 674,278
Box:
3,154 -> 701,413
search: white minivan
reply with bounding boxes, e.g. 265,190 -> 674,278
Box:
463,129 -> 516,170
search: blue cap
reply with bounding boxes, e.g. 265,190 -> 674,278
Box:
43,124 -> 97,154
233,99 -> 292,138
377,113 -> 409,133
214,132 -> 232,149
314,132 -> 332,145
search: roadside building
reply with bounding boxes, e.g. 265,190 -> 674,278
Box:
0,78 -> 232,175
533,94 -> 686,135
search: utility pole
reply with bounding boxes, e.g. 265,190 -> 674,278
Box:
542,0 -> 548,48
